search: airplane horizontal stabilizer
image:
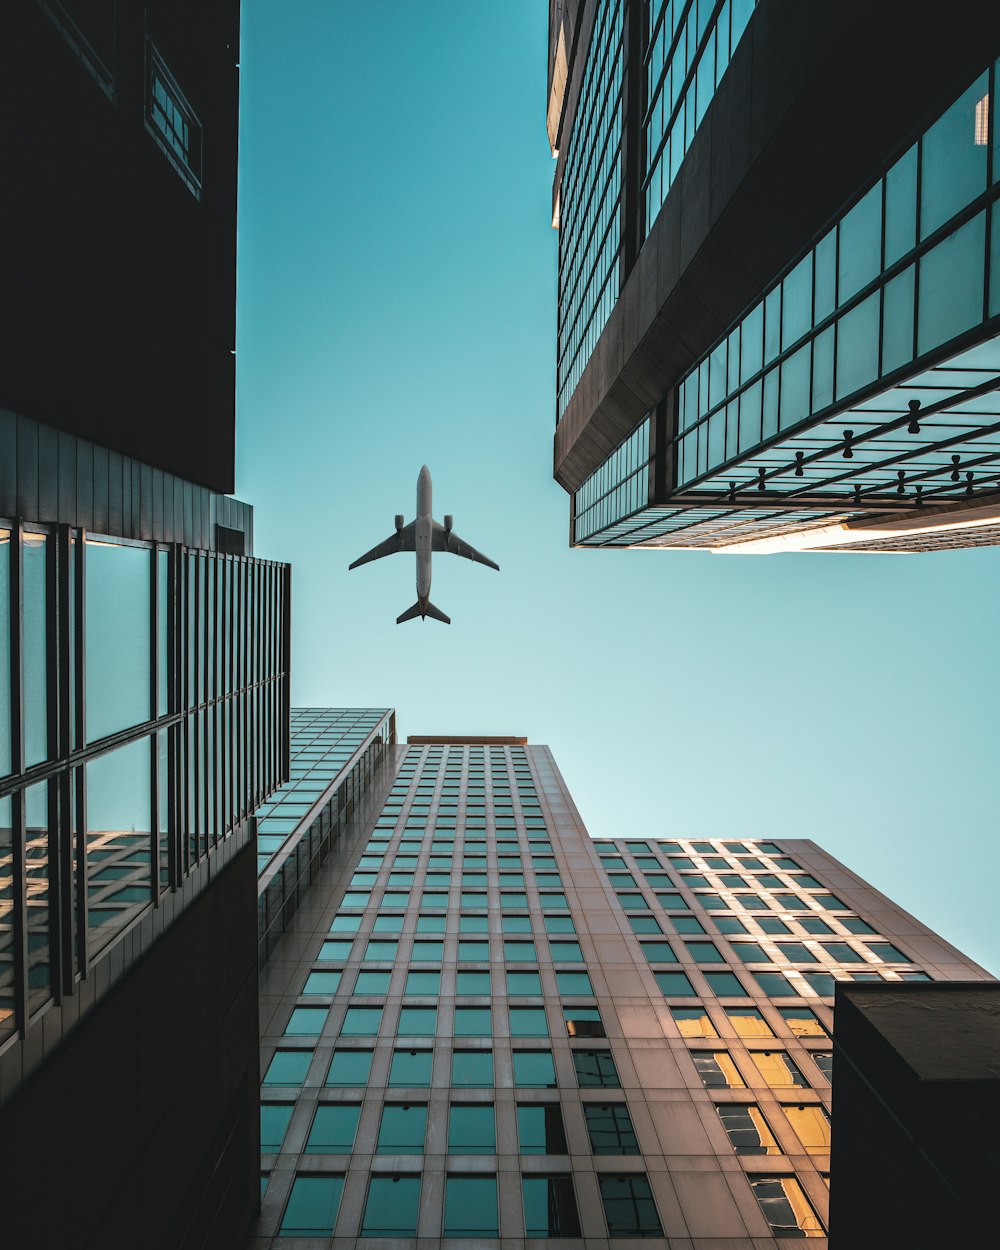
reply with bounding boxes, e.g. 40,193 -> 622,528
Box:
396,600 -> 451,625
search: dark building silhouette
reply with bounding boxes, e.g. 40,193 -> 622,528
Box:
829,982 -> 1000,1248
548,0 -> 1000,553
0,4 -> 289,1248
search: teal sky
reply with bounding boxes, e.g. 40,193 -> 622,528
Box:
236,1 -> 1000,974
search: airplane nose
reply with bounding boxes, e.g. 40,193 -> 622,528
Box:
419,465 -> 430,477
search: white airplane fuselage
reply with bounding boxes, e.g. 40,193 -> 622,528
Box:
415,465 -> 433,603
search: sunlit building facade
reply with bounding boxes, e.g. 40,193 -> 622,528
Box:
548,1 -> 1000,552
255,734 -> 991,1246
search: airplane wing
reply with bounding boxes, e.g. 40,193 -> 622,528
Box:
349,522 -> 416,570
432,523 -> 499,570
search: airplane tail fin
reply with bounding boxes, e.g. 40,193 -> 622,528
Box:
396,600 -> 451,625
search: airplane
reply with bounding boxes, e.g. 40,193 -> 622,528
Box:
349,465 -> 499,624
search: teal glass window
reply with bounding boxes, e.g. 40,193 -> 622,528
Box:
777,943 -> 818,963
280,1175 -> 344,1236
550,940 -> 584,962
372,914 -> 404,932
416,914 -> 446,932
360,1175 -> 422,1237
443,1175 -> 498,1237
341,1007 -> 382,1036
510,1007 -> 548,1036
285,1007 -> 327,1036
84,538 -> 150,743
261,1045 -> 312,1085
654,971 -> 695,997
354,971 -> 391,995
460,891 -> 487,909
330,914 -> 362,933
704,972 -> 749,997
405,970 -> 441,995
376,1103 -> 427,1154
508,971 -> 542,995
556,971 -> 593,995
540,892 -> 568,910
584,1102 -> 639,1154
813,894 -> 848,911
502,914 -> 533,933
543,914 -> 575,933
517,1103 -> 568,1154
364,939 -> 399,962
628,916 -> 662,935
398,1006 -> 437,1036
656,892 -> 685,909
753,972 -> 799,996
522,1176 -> 582,1238
842,917 -> 876,935
456,971 -> 491,995
599,1174 -> 662,1237
459,914 -> 488,933
803,972 -> 837,996
671,917 -> 705,934
640,941 -> 676,963
412,940 -> 444,961
389,1049 -> 433,1087
921,73 -> 989,239
513,1049 -> 557,1087
714,917 -> 748,934
326,1049 -> 373,1087
303,971 -> 342,996
458,940 -> 490,962
504,940 -> 537,961
305,1103 -> 361,1153
452,1049 -> 494,1087
822,942 -> 864,963
758,918 -> 792,935
502,891 -> 529,909
454,1006 -> 492,1036
260,1103 -> 293,1152
319,939 -> 352,962
868,942 -> 909,963
448,1103 -> 496,1154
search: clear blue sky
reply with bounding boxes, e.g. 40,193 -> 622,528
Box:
235,0 -> 1000,975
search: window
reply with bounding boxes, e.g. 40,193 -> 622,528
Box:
326,1049 -> 373,1087
361,1175 -> 422,1237
448,1103 -> 496,1154
598,1175 -> 663,1238
305,1103 -> 361,1153
752,1051 -> 809,1088
503,914 -> 533,933
285,1008 -> 327,1036
584,1102 -> 639,1154
779,1007 -> 827,1038
868,942 -> 910,963
456,971 -> 491,995
405,970 -> 441,996
319,939 -> 353,961
354,971 -> 391,995
571,1048 -> 619,1087
704,972 -> 749,997
640,941 -> 677,962
458,939 -> 490,962
687,941 -> 725,963
514,1102 -> 567,1154
717,1104 -> 780,1156
749,1176 -> 825,1238
655,971 -> 696,997
454,1006 -> 492,1037
263,1050 -> 313,1086
753,972 -> 799,997
364,939 -> 398,962
671,1007 -> 717,1038
452,1049 -> 494,1087
628,915 -> 662,934
443,1174 -> 498,1237
726,1008 -> 774,1038
511,1006 -> 549,1036
280,1175 -> 344,1236
692,1051 -> 745,1088
811,1052 -> 834,1080
341,1007 -> 381,1036
513,1049 -> 557,1087
522,1176 -> 582,1237
398,1006 -> 437,1036
556,971 -> 593,995
508,970 -> 543,995
842,917 -> 876,935
416,913 -> 446,933
564,1005 -> 603,1037
504,940 -> 537,962
459,913 -> 488,933
260,1103 -> 293,1153
376,1103 -> 427,1154
777,943 -> 819,963
549,939 -> 584,962
783,1104 -> 832,1154
302,971 -> 341,996
389,1049 -> 433,1087
671,916 -> 705,934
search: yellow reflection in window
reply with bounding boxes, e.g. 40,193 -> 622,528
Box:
784,1104 -> 831,1154
714,1052 -> 746,1087
672,1009 -> 717,1038
748,1105 -> 781,1155
780,1009 -> 828,1038
751,1051 -> 801,1088
727,1009 -> 774,1038
783,1176 -> 825,1236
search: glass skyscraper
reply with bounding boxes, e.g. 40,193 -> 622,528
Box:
255,729 -> 991,1244
548,1 -> 1000,553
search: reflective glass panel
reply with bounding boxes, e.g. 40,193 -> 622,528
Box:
280,1175 -> 344,1236
85,539 -> 150,743
448,1103 -> 495,1153
443,1175 -> 498,1237
517,1103 -> 568,1154
361,1175 -> 422,1237
86,737 -> 151,955
22,534 -> 47,767
305,1103 -> 361,1153
522,1176 -> 581,1238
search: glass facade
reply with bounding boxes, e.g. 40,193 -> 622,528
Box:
556,0 -> 626,420
257,737 -> 994,1243
0,523 -> 290,1047
571,59 -> 1000,550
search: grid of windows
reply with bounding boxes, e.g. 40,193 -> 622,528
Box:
573,417 -> 652,541
256,745 -> 989,1243
643,0 -> 756,238
556,0 -> 626,420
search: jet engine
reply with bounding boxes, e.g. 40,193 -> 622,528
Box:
394,515 -> 404,531
444,515 -> 453,531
